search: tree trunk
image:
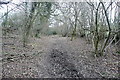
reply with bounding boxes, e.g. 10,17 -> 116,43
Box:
71,2 -> 77,41
100,2 -> 111,55
93,2 -> 101,56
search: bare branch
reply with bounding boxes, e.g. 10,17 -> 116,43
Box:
106,2 -> 114,11
115,2 -> 120,7
0,3 -> 24,19
86,1 -> 96,10
0,0 -> 12,5
0,2 -> 9,4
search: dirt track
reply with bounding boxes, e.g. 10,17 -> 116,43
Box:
2,35 -> 119,78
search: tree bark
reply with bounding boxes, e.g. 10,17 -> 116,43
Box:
93,2 -> 101,56
100,2 -> 111,55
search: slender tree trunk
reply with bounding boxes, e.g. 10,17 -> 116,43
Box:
23,2 -> 28,47
93,2 -> 101,56
23,2 -> 37,47
100,2 -> 111,55
71,2 -> 77,41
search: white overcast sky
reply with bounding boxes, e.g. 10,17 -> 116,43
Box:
0,0 -> 118,23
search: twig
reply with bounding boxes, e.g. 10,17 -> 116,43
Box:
105,34 -> 117,50
115,2 -> 120,7
115,39 -> 120,45
94,69 -> 106,78
0,3 -> 23,19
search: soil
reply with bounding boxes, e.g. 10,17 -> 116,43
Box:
1,34 -> 120,78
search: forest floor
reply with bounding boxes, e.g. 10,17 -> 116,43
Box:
2,34 -> 120,78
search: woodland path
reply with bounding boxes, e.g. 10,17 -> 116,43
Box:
2,35 -> 84,78
38,36 -> 84,78
2,35 -> 119,78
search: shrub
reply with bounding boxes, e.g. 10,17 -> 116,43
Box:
52,31 -> 57,35
47,30 -> 57,35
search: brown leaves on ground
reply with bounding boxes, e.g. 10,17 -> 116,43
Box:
2,35 -> 119,78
